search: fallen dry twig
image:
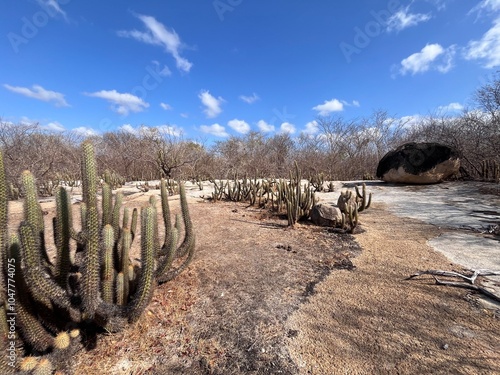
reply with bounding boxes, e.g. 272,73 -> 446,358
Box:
407,269 -> 500,284
407,269 -> 500,303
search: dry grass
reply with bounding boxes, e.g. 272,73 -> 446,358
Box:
6,188 -> 500,374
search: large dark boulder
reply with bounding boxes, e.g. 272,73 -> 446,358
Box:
376,142 -> 460,184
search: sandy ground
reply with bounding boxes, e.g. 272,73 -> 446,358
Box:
6,180 -> 500,374
286,204 -> 500,375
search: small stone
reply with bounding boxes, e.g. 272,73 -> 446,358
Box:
442,343 -> 449,350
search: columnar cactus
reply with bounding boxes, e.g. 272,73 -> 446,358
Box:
0,142 -> 196,373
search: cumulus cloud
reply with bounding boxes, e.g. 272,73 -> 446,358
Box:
280,122 -> 296,134
72,126 -> 98,136
117,14 -> 193,72
85,89 -> 149,116
156,124 -> 182,137
302,120 -> 319,135
200,123 -> 229,137
387,6 -> 432,32
120,124 -> 138,134
312,99 -> 344,115
399,114 -> 424,128
44,121 -> 65,132
464,18 -> 500,68
121,123 -> 182,137
199,90 -> 224,118
398,43 -> 456,75
3,84 -> 69,107
257,120 -> 274,133
437,102 -> 464,113
239,93 -> 260,104
227,119 -> 250,134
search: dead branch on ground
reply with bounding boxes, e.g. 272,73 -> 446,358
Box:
407,269 -> 500,303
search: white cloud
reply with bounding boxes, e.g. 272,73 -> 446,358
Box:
44,121 -> 65,132
257,120 -> 274,133
36,0 -> 67,19
72,127 -> 98,136
437,102 -> 464,113
3,84 -> 69,107
117,14 -> 193,73
341,99 -> 360,107
387,6 -> 432,32
200,123 -> 229,137
312,99 -> 344,115
426,0 -> 447,11
120,124 -> 138,134
19,116 -> 37,125
180,113 -> 189,118
469,0 -> 500,16
199,90 -> 224,118
227,119 -> 250,134
121,124 -> 182,137
151,60 -> 172,77
156,124 -> 182,137
239,93 -> 260,104
280,122 -> 296,134
399,114 -> 424,128
160,102 -> 173,110
464,18 -> 500,68
85,90 -> 149,116
398,43 -> 456,75
302,120 -> 319,135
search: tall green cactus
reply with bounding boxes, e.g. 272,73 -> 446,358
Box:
354,183 -> 372,212
127,206 -> 156,323
54,187 -> 72,287
0,142 -> 196,373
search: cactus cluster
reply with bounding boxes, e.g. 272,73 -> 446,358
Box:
0,142 -> 195,373
335,183 -> 372,232
103,169 -> 126,190
209,163 -> 317,227
308,172 -> 325,192
210,173 -> 264,205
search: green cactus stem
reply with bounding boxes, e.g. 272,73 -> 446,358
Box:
19,222 -> 79,321
54,187 -> 72,287
102,225 -> 115,304
157,183 -> 195,284
80,205 -> 101,320
115,272 -> 126,306
354,183 -> 372,212
101,182 -> 113,226
126,206 -> 156,323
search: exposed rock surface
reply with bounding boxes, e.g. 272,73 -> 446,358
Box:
376,142 -> 460,184
310,204 -> 342,226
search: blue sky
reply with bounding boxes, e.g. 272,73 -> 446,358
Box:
1,0 -> 499,141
